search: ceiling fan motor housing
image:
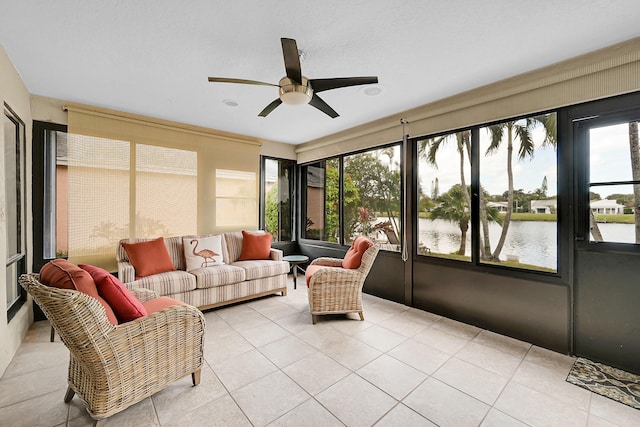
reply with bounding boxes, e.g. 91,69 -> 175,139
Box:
278,76 -> 313,105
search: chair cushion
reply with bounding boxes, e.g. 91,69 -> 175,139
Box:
305,264 -> 343,287
121,237 -> 176,278
39,259 -> 118,325
183,235 -> 224,272
142,296 -> 185,314
239,231 -> 273,260
342,236 -> 375,269
80,264 -> 147,323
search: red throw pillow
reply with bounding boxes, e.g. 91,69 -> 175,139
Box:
39,259 -> 118,325
80,264 -> 147,323
239,231 -> 273,260
121,237 -> 176,278
342,237 -> 374,269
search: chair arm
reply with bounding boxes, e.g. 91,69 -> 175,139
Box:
308,267 -> 363,289
310,257 -> 343,268
118,261 -> 136,284
102,303 -> 205,380
128,287 -> 158,303
269,248 -> 283,261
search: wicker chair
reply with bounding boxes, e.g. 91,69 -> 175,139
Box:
19,273 -> 205,426
306,242 -> 380,324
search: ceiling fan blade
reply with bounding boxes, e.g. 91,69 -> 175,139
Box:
309,76 -> 379,93
258,98 -> 283,117
281,38 -> 302,84
309,94 -> 339,118
208,77 -> 278,87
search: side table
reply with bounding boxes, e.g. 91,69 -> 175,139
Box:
283,255 -> 309,290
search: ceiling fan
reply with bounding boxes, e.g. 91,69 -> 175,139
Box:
208,38 -> 378,118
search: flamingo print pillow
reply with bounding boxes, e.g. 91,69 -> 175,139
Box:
183,235 -> 225,272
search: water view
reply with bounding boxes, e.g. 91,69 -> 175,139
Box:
418,219 -> 636,270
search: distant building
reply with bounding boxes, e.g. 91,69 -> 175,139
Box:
531,199 -> 557,214
590,199 -> 625,214
487,201 -> 508,212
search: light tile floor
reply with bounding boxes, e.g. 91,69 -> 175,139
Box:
1,276 -> 639,427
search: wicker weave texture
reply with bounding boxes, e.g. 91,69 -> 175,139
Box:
19,274 -> 205,422
307,243 -> 380,316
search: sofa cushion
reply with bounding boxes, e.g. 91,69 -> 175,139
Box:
129,270 -> 197,296
142,296 -> 185,314
342,236 -> 374,269
80,264 -> 147,323
232,260 -> 290,281
39,259 -> 118,325
121,237 -> 176,278
184,235 -> 224,271
191,265 -> 246,289
239,231 -> 273,260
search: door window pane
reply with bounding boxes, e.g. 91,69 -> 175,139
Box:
589,121 -> 640,244
263,158 -> 294,241
479,113 -> 558,272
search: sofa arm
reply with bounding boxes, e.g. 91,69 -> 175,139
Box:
269,248 -> 283,261
118,261 -> 136,284
128,287 -> 158,303
310,257 -> 343,268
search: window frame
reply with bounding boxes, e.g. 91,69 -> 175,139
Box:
413,110 -> 563,281
259,156 -> 296,242
299,142 -> 403,252
4,103 -> 27,320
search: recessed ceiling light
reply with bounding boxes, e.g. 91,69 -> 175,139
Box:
223,99 -> 239,107
360,85 -> 383,96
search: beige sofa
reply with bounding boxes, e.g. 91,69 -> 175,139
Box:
116,231 -> 289,310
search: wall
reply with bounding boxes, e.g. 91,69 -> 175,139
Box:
0,44 -> 33,377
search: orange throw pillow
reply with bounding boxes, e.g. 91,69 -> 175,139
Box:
80,264 -> 147,323
342,236 -> 374,269
39,259 -> 118,325
121,237 -> 176,278
239,231 -> 273,260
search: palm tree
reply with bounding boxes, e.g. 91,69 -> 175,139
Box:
419,131 -> 495,258
485,114 -> 557,260
429,185 -> 470,255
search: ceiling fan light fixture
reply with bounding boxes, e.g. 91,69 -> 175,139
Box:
278,77 -> 313,105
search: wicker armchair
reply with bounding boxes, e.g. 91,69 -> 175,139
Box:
306,242 -> 380,324
19,273 -> 205,426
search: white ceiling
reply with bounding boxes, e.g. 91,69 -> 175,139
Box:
1,1 -> 640,145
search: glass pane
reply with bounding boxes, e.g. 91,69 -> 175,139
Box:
6,262 -> 19,309
264,158 -> 294,242
417,131 -> 472,260
479,113 -> 558,272
3,113 -> 19,258
344,146 -> 401,251
589,121 -> 640,244
304,160 -> 339,242
137,145 -> 197,237
43,130 -> 60,259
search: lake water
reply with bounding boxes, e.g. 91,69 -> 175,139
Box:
418,219 -> 636,270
